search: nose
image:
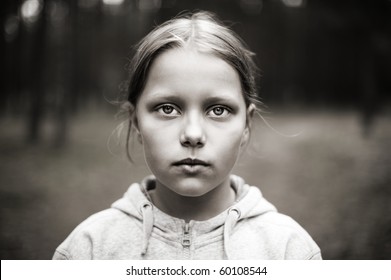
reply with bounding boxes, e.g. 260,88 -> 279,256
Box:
180,113 -> 206,148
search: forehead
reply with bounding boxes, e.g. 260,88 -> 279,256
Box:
141,47 -> 244,103
155,47 -> 237,78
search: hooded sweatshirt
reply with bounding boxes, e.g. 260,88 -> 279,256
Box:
53,175 -> 322,260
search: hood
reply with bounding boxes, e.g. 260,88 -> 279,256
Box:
111,175 -> 277,259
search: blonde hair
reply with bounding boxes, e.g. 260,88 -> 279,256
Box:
127,11 -> 260,107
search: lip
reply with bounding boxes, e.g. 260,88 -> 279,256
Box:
173,158 -> 210,167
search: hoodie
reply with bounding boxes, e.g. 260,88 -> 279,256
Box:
53,175 -> 322,260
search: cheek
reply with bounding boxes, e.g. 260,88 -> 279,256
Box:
141,133 -> 164,158
138,122 -> 176,162
213,124 -> 247,158
141,137 -> 169,173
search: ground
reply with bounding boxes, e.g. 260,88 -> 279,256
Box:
1,107 -> 390,259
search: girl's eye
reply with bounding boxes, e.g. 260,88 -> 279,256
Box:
156,104 -> 180,116
208,106 -> 230,118
162,105 -> 173,114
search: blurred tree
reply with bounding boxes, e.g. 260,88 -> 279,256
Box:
1,0 -> 390,144
2,0 -> 23,115
26,0 -> 47,143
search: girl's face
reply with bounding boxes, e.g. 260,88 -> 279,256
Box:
135,47 -> 250,197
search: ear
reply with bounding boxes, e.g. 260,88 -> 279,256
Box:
126,102 -> 142,144
240,104 -> 256,148
246,103 -> 255,128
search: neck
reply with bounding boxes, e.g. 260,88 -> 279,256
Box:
149,178 -> 236,222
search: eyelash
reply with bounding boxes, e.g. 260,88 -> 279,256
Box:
155,104 -> 231,118
207,105 -> 231,117
156,104 -> 180,116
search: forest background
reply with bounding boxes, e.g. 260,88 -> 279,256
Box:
1,0 -> 390,259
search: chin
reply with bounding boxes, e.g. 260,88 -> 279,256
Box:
170,178 -> 214,197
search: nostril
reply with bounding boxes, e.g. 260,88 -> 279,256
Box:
180,136 -> 205,147
180,129 -> 206,147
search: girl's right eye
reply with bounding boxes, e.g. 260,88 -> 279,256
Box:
156,104 -> 180,116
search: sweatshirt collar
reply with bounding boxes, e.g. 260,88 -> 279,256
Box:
111,174 -> 277,258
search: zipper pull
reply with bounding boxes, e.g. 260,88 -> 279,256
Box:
184,223 -> 190,234
182,223 -> 191,247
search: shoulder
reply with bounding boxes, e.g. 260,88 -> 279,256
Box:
233,209 -> 321,260
231,181 -> 321,259
256,211 -> 307,231
53,208 -> 140,260
66,208 -> 133,237
255,212 -> 321,259
80,208 -> 132,228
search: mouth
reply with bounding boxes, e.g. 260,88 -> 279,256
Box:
173,158 -> 210,167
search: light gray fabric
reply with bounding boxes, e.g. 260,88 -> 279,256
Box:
53,175 -> 322,260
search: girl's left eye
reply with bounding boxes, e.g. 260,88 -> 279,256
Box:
208,106 -> 230,117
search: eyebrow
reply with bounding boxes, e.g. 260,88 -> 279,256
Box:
147,92 -> 183,103
148,92 -> 240,105
202,96 -> 239,105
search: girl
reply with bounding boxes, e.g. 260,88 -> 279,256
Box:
53,11 -> 321,260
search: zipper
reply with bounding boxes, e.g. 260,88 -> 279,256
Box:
182,222 -> 191,259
